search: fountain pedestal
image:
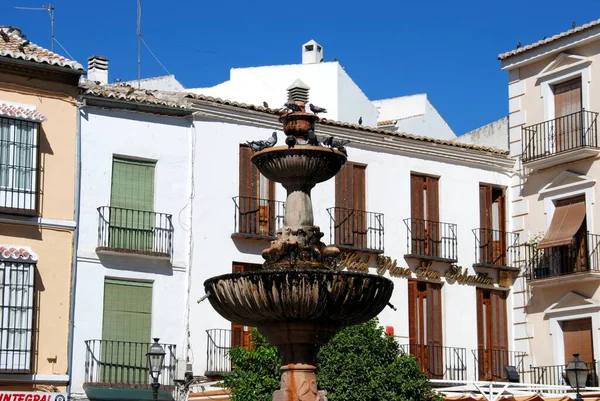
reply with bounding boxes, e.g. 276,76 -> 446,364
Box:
273,364 -> 320,401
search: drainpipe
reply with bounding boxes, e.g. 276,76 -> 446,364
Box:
66,99 -> 84,398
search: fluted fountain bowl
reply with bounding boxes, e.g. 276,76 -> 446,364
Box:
204,269 -> 394,364
252,146 -> 346,186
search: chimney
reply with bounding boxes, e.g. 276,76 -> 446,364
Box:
87,55 -> 109,85
287,79 -> 310,103
302,40 -> 323,64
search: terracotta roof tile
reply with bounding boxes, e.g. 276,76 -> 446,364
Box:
498,19 -> 600,60
0,27 -> 84,71
0,103 -> 46,122
80,82 -> 191,109
377,119 -> 397,126
0,245 -> 38,262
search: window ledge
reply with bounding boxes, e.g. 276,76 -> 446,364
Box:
528,271 -> 600,287
524,147 -> 600,170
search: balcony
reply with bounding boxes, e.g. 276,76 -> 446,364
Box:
327,207 -> 384,253
232,196 -> 285,240
521,110 -> 600,169
472,348 -> 527,382
525,232 -> 600,284
84,339 -> 176,400
96,206 -> 174,259
404,218 -> 457,263
472,228 -> 520,270
205,329 -> 233,377
530,362 -> 598,388
399,344 -> 467,381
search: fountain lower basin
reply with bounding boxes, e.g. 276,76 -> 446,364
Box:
204,269 -> 394,364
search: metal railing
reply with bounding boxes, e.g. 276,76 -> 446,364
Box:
524,232 -> 600,281
399,344 -> 467,381
84,339 -> 177,388
232,196 -> 285,238
472,348 -> 527,382
97,206 -> 174,257
0,117 -> 39,216
327,207 -> 384,252
522,110 -> 599,163
206,329 -> 233,376
404,218 -> 458,261
531,361 -> 598,388
473,228 -> 520,269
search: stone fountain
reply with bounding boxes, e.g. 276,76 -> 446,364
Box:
204,81 -> 394,401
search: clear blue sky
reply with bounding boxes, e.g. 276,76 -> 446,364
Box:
3,0 -> 599,134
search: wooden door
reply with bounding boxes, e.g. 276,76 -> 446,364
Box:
479,185 -> 506,265
563,318 -> 594,366
335,162 -> 366,248
554,78 -> 582,151
411,175 -> 439,257
476,289 -> 508,381
239,146 -> 274,236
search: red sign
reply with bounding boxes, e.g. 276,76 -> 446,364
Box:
0,393 -> 66,401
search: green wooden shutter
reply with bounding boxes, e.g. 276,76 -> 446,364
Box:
109,158 -> 156,250
101,279 -> 153,384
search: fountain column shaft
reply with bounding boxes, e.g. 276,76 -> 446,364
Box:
283,183 -> 315,227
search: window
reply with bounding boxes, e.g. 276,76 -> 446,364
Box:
476,289 -> 508,381
0,118 -> 38,214
101,278 -> 152,383
238,145 -> 274,236
479,185 -> 506,265
231,263 -> 261,348
410,174 -> 439,257
408,281 -> 443,378
334,162 -> 367,248
109,157 -> 156,251
0,260 -> 34,372
554,77 -> 583,151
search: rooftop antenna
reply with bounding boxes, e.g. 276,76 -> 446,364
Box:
137,0 -> 141,87
14,4 -> 55,51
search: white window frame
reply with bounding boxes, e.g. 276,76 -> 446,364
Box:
0,260 -> 35,372
0,117 -> 39,213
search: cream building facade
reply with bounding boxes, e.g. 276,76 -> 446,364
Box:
0,26 -> 83,398
500,18 -> 600,388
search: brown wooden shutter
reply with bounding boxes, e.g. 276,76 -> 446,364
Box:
554,77 -> 582,151
427,283 -> 443,379
479,185 -> 493,264
476,289 -> 487,380
411,175 -> 425,255
353,165 -> 367,248
427,177 -> 440,257
491,290 -> 508,351
408,281 -> 418,347
239,146 -> 261,234
563,318 -> 594,365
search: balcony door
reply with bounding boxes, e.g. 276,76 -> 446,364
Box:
239,145 -> 274,236
408,281 -> 443,379
476,289 -> 508,381
410,174 -> 439,257
101,279 -> 153,384
231,263 -> 261,349
109,157 -> 155,251
479,185 -> 506,265
554,77 -> 582,152
335,162 -> 366,248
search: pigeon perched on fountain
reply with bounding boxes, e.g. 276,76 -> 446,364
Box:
286,135 -> 297,149
309,104 -> 327,115
247,132 -> 278,152
306,129 -> 319,146
323,136 -> 350,156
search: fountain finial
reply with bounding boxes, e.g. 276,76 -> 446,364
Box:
287,78 -> 310,104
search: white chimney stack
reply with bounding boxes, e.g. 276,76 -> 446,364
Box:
87,55 -> 109,85
302,40 -> 323,64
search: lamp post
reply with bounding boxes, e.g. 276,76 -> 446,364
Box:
566,353 -> 589,401
146,338 -> 166,401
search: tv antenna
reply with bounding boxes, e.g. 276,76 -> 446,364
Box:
14,4 -> 55,51
137,0 -> 141,87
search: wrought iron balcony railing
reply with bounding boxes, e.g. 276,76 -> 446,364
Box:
531,362 -> 598,388
522,110 -> 599,163
404,218 -> 457,262
97,206 -> 174,258
525,232 -> 600,281
472,348 -> 527,382
205,329 -> 233,376
472,228 -> 520,269
327,207 -> 384,253
232,196 -> 285,239
399,344 -> 467,381
84,339 -> 177,388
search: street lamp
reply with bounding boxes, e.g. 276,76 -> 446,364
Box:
566,353 -> 589,401
146,338 -> 166,401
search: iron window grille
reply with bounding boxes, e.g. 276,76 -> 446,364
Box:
0,117 -> 39,215
0,261 -> 35,373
